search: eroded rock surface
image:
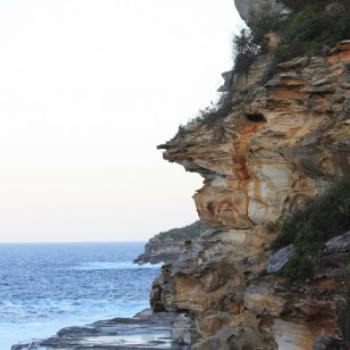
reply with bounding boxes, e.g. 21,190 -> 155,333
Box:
11,311 -> 191,350
154,41 -> 350,350
160,41 -> 350,230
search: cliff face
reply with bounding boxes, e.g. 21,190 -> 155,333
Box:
160,42 -> 350,230
153,38 -> 350,350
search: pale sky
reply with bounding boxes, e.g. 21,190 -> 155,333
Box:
0,0 -> 244,242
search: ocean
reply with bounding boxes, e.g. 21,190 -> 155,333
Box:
0,242 -> 160,350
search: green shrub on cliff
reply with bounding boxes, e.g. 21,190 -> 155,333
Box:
233,29 -> 260,75
173,96 -> 228,137
233,4 -> 282,75
284,255 -> 313,280
172,92 -> 232,138
156,221 -> 206,242
192,92 -> 232,126
272,178 -> 350,279
274,1 -> 350,64
176,1 -> 350,135
248,3 -> 283,52
234,0 -> 350,77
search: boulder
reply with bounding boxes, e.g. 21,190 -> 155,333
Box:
267,244 -> 296,274
324,232 -> 350,254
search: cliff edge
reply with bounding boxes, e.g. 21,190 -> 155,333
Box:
152,1 -> 350,348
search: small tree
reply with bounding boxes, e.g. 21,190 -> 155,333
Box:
233,29 -> 260,75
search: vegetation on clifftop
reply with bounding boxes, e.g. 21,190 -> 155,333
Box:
275,0 -> 350,64
234,3 -> 282,75
175,1 -> 350,137
175,91 -> 233,139
234,0 -> 350,75
154,221 -> 207,242
272,178 -> 350,279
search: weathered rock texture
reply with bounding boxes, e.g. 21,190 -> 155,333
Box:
161,41 -> 350,230
135,221 -> 208,265
12,310 -> 190,350
154,40 -> 350,349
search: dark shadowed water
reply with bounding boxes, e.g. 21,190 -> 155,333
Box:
0,242 -> 160,350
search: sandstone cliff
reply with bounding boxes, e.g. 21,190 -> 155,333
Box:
134,221 -> 208,265
152,8 -> 350,349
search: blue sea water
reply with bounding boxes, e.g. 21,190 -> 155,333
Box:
0,242 -> 160,350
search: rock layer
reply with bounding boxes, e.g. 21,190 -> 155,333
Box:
12,311 -> 191,350
160,41 -> 350,230
135,221 -> 208,265
155,41 -> 350,349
